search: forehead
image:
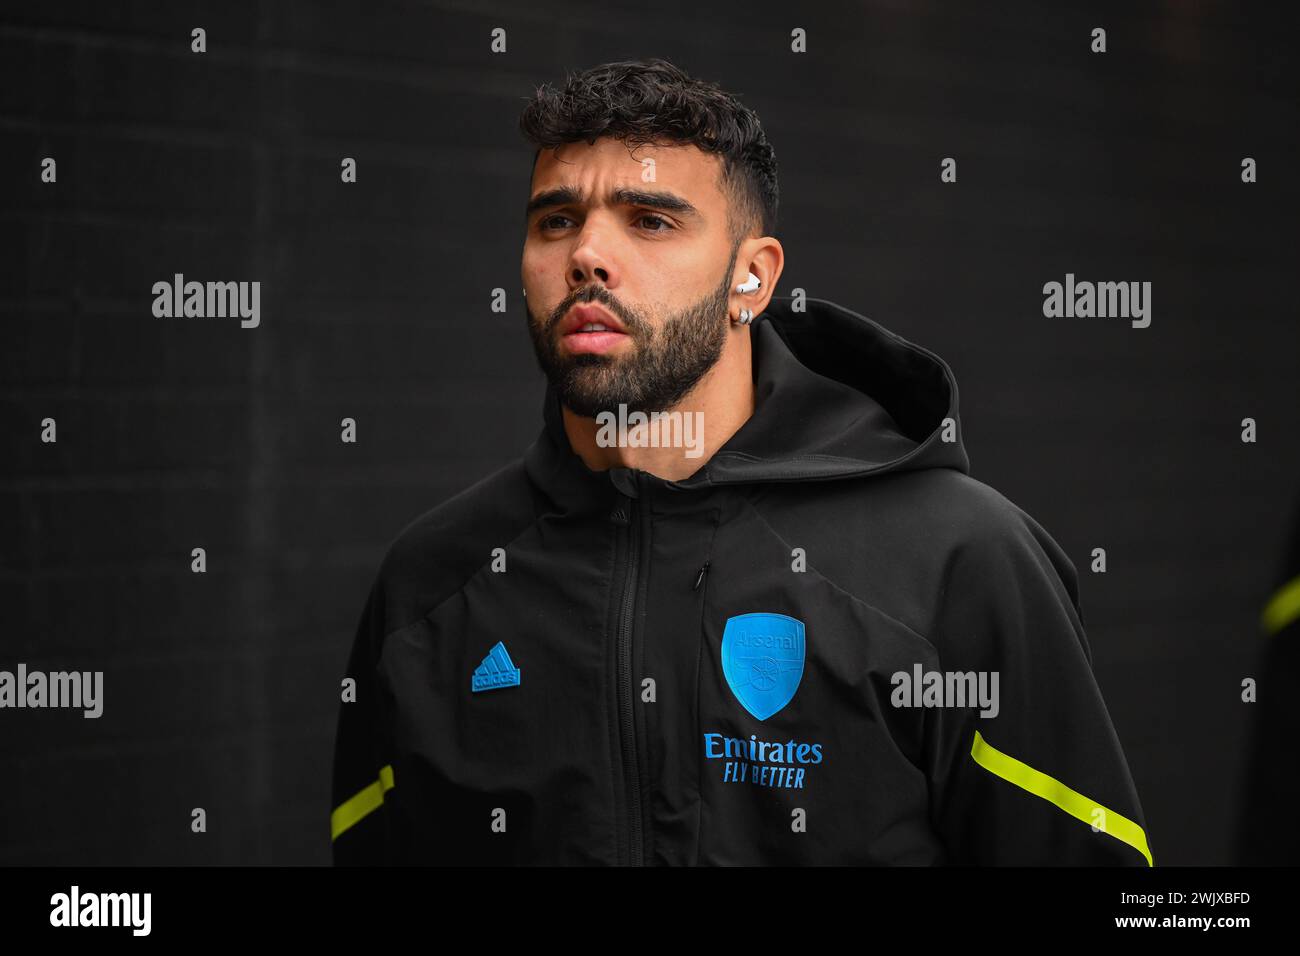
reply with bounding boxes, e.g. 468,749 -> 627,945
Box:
531,137 -> 725,203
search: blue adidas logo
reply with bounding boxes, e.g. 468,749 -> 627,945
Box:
471,641 -> 521,692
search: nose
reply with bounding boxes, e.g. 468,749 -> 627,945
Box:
566,221 -> 619,294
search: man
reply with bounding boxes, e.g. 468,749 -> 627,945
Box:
330,58 -> 1152,865
1237,484 -> 1300,864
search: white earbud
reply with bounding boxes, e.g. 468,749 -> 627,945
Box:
735,272 -> 762,294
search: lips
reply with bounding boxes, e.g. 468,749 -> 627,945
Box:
559,303 -> 630,355
560,304 -> 627,335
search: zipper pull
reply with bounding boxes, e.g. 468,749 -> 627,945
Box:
692,561 -> 710,591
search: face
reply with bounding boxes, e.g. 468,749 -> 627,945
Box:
521,137 -> 741,417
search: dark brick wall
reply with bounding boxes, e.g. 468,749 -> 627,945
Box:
0,0 -> 1295,864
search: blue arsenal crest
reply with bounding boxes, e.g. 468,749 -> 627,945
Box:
721,612 -> 805,721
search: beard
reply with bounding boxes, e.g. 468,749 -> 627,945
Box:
525,244 -> 739,418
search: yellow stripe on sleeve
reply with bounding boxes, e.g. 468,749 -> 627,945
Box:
330,764 -> 395,841
1261,574 -> 1300,636
970,731 -> 1152,866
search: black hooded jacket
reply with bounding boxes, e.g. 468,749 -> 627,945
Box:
330,296 -> 1153,866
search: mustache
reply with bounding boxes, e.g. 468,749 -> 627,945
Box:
546,286 -> 644,337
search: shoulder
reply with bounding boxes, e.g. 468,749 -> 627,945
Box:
946,472 -> 1060,552
881,468 -> 1079,599
900,471 -> 1088,662
747,467 -> 1080,642
761,466 -> 1066,569
864,468 -> 1071,566
372,458 -> 539,634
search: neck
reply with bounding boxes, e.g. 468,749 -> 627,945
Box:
561,331 -> 754,481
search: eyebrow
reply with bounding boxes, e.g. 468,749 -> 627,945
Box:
524,185 -> 702,222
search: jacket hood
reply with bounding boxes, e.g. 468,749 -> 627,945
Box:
527,295 -> 969,498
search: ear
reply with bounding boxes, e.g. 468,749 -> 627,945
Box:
730,237 -> 785,321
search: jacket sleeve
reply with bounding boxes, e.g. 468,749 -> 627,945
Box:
330,577 -> 398,865
924,505 -> 1153,866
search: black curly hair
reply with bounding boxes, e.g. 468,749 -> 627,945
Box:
519,57 -> 779,248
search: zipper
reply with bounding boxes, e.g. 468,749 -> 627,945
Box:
612,474 -> 646,865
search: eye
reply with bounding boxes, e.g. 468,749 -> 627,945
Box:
537,212 -> 674,233
637,214 -> 674,232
